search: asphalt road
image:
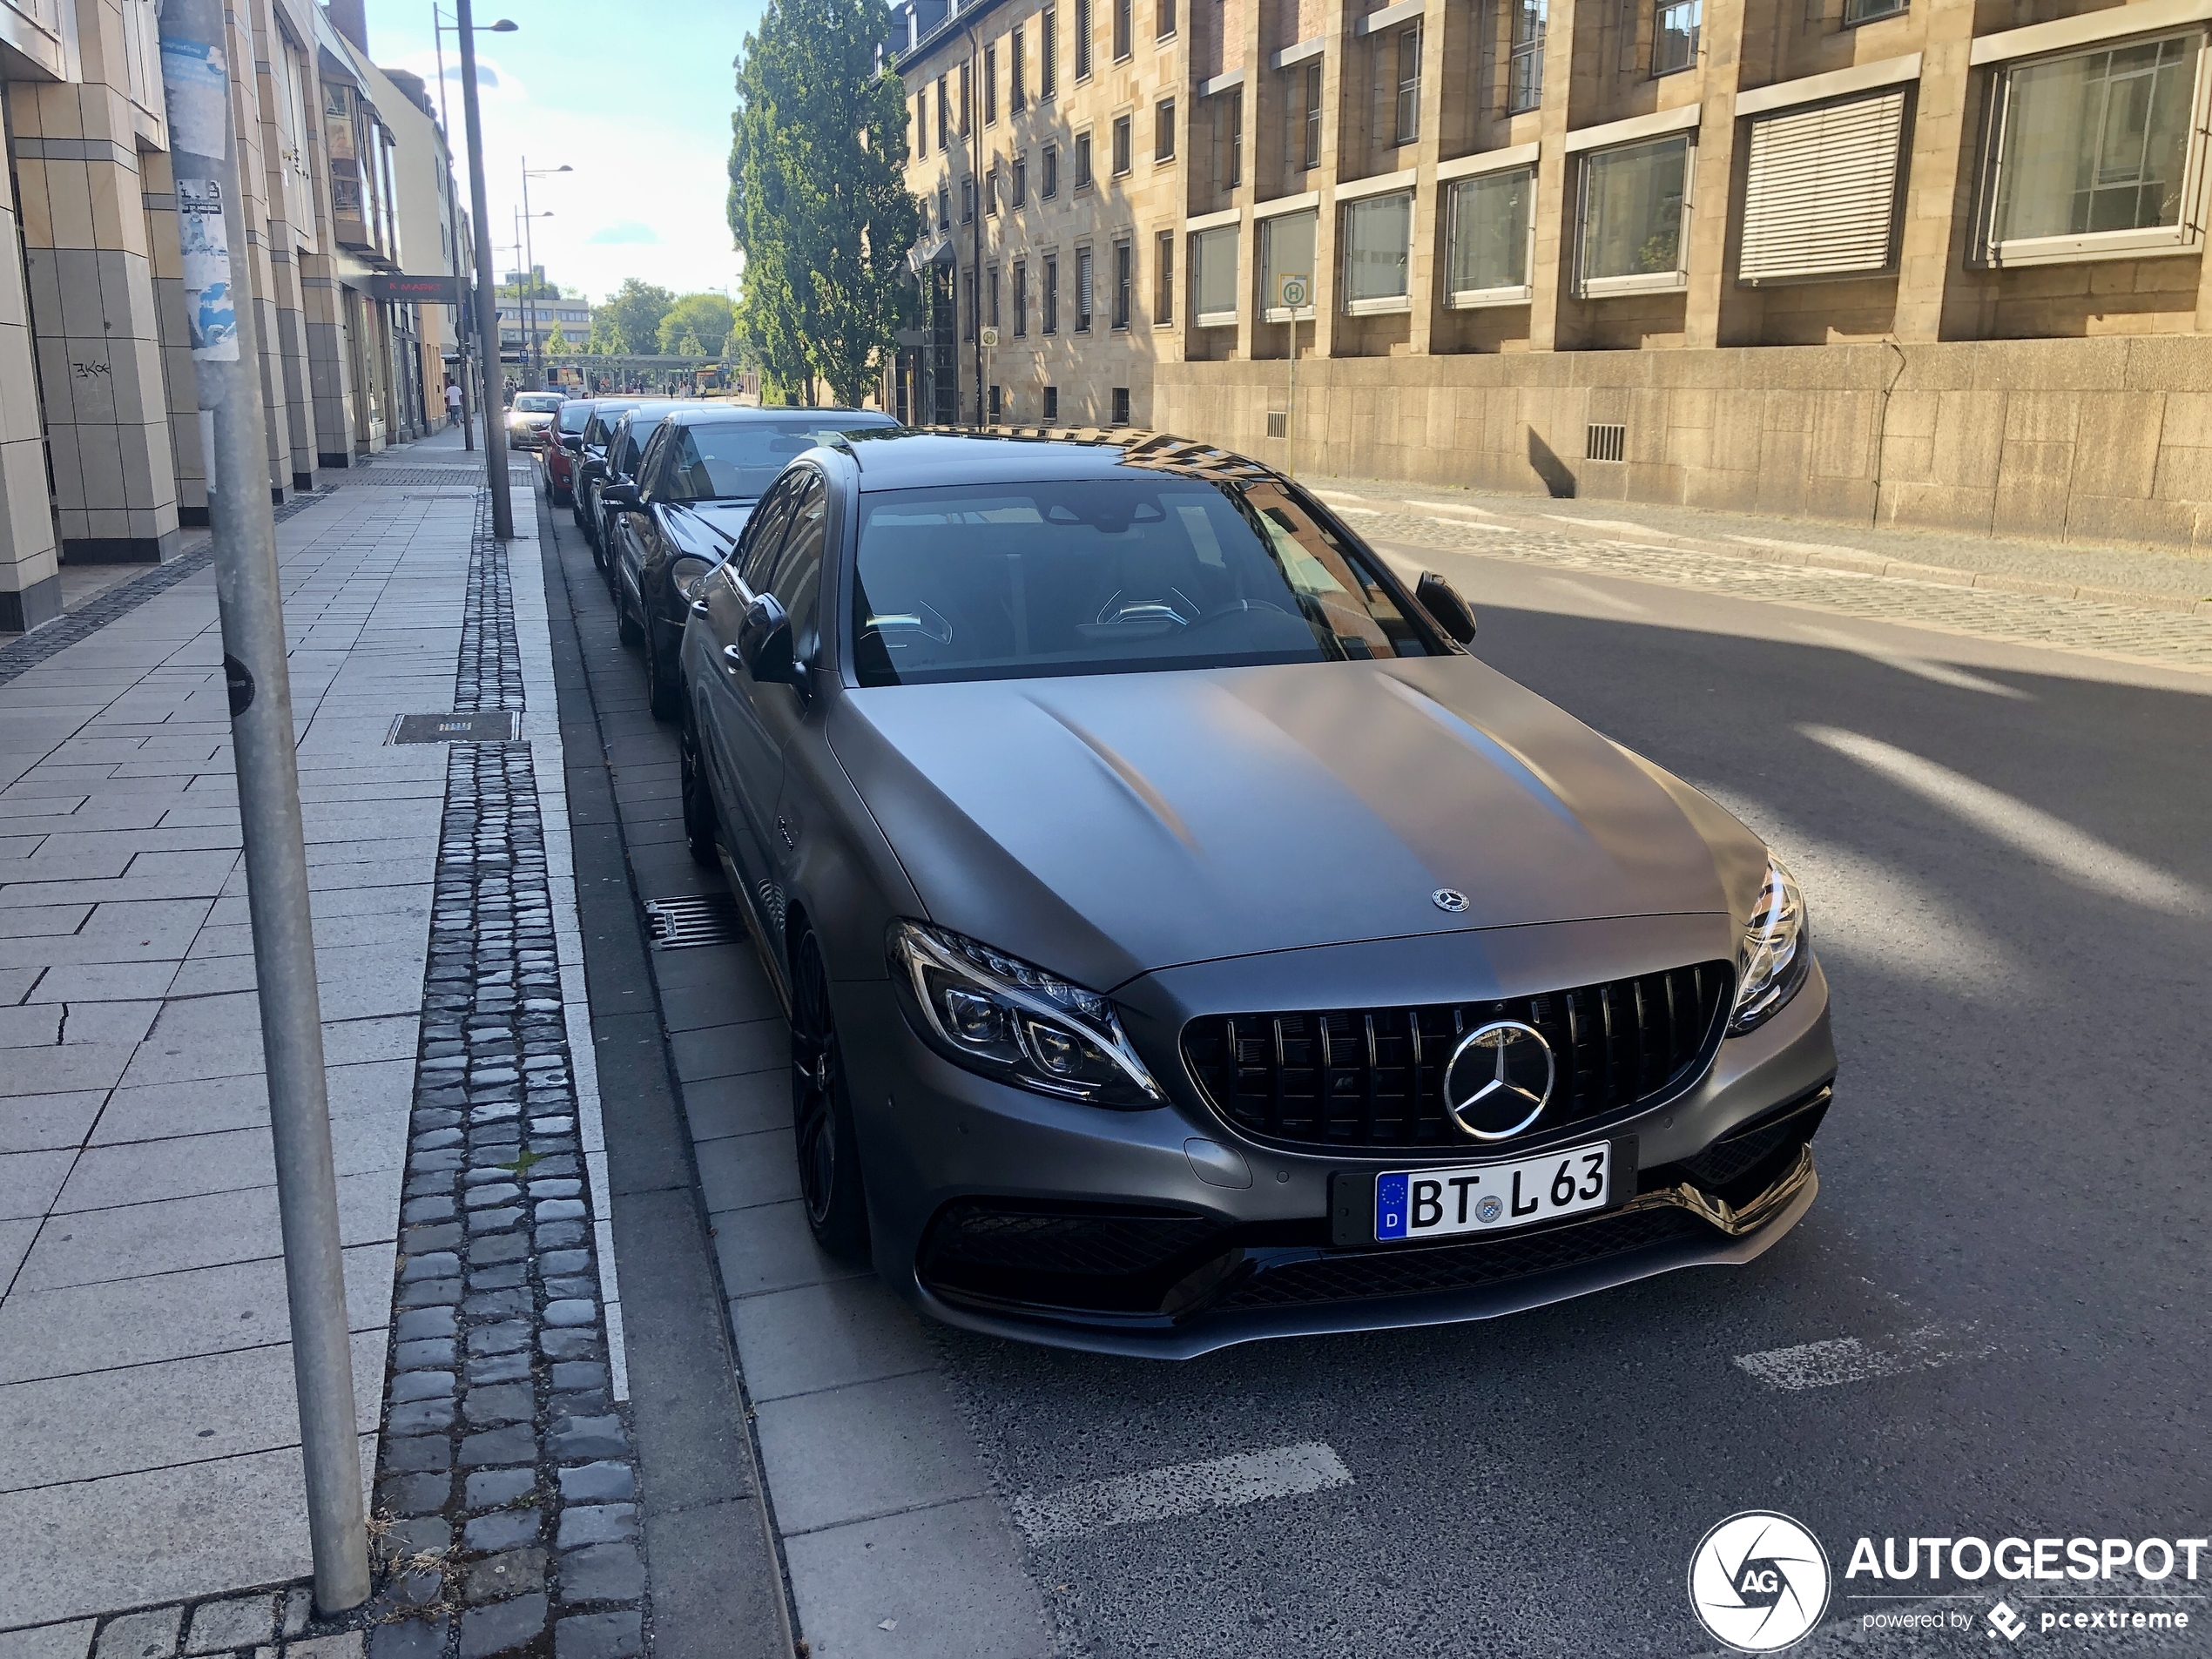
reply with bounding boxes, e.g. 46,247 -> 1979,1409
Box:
916,547 -> 2212,1656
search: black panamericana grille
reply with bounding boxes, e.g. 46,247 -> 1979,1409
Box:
918,1201 -> 1237,1315
1179,961 -> 1733,1153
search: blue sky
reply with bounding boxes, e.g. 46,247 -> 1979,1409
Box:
369,0 -> 765,305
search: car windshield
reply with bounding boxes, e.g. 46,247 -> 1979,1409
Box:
556,402 -> 593,433
850,477 -> 1435,685
666,416 -> 896,502
583,403 -> 640,443
515,394 -> 563,414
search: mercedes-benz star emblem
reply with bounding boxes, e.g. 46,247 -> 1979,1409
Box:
1432,888 -> 1468,913
1442,1020 -> 1554,1140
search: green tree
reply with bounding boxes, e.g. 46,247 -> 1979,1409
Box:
658,292 -> 738,357
727,0 -> 918,407
544,323 -> 570,355
601,278 -> 676,354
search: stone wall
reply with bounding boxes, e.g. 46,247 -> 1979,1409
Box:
1157,336 -> 2212,551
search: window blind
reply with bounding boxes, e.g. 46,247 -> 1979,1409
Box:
1738,89 -> 1908,284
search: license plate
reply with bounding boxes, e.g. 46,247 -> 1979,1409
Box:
1373,1142 -> 1613,1243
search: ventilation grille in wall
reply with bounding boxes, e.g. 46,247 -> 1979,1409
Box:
1587,423 -> 1627,462
1267,410 -> 1290,439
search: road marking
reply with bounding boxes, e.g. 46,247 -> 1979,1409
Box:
1736,1324 -> 1996,1391
1795,624 -> 2034,699
1009,1441 -> 1353,1544
1312,489 -> 1379,510
1543,575 -> 1649,614
1330,503 -> 1384,516
1430,516 -> 1517,532
1406,498 -> 1501,517
1801,725 -> 2209,914
1547,515 -> 1679,539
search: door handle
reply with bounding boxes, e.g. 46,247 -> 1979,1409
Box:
691,599 -> 711,617
722,644 -> 745,672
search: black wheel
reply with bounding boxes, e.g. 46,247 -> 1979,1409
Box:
679,710 -> 717,866
616,581 -> 644,646
646,623 -> 682,721
792,933 -> 869,1260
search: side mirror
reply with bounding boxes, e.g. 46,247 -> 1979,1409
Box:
600,482 -> 641,509
738,591 -> 806,687
1416,571 -> 1477,644
560,435 -> 583,453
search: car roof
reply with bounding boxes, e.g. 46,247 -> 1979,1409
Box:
664,404 -> 896,428
842,428 -> 1283,492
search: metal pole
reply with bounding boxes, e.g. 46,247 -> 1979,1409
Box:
1286,313 -> 1297,479
431,6 -> 474,449
521,168 -> 539,388
455,0 -> 513,536
154,0 -> 368,1614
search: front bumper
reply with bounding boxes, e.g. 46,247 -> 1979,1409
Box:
836,929 -> 1836,1359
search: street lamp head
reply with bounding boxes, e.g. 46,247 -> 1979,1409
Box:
489,18 -> 517,29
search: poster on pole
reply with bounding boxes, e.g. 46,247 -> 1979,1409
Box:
176,179 -> 239,361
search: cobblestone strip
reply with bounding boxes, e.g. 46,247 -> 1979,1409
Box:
456,493 -> 525,713
360,740 -> 646,1659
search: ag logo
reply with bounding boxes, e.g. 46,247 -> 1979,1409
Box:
1688,1512 -> 1831,1652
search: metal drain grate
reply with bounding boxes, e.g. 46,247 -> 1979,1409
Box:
643,894 -> 745,949
389,711 -> 520,744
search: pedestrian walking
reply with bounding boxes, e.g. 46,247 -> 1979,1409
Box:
444,378 -> 463,430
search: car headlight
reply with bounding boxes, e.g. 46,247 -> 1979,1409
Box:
1730,855 -> 1810,1035
887,921 -> 1163,1109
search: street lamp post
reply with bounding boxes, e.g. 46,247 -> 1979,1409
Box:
520,160 -> 570,389
429,3 -> 480,448
453,0 -> 516,536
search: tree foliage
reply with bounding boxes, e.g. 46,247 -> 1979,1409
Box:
727,0 -> 919,408
544,323 -> 570,354
599,278 -> 677,354
658,292 -> 738,357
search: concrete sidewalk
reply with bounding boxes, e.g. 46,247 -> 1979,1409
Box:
0,441 -> 489,1647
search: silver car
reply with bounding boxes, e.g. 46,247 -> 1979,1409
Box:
678,429 -> 1834,1358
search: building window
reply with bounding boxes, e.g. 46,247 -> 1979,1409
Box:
1112,387 -> 1130,425
1156,98 -> 1176,161
937,75 -> 950,147
963,269 -> 977,338
1260,209 -> 1318,320
1043,142 -> 1060,197
1044,255 -> 1060,331
989,383 -> 1002,421
1192,224 -> 1238,324
1113,113 -> 1133,174
960,61 -> 972,132
988,265 -> 1001,327
916,87 -> 927,158
938,185 -> 951,231
1114,0 -> 1131,59
1012,24 -> 1026,110
985,43 -> 999,122
1577,132 -> 1690,294
961,178 -> 976,222
1015,260 -> 1029,334
1341,192 -> 1412,312
1076,246 -> 1096,329
1212,89 -> 1244,189
1509,0 -> 1545,113
1076,131 -> 1094,187
1112,239 -> 1133,327
986,163 -> 1001,214
1155,229 -> 1175,321
1288,63 -> 1322,174
1738,90 -> 1906,284
1842,0 -> 1905,24
1652,0 -> 1698,76
1985,34 -> 2203,264
1075,0 -> 1092,78
1043,385 -> 1060,421
1042,5 -> 1058,94
1446,166 -> 1534,303
1158,0 -> 1176,38
1378,24 -> 1420,146
1014,153 -> 1028,206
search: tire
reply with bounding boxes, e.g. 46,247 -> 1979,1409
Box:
679,710 -> 717,867
616,579 -> 644,646
791,932 -> 869,1260
646,622 -> 682,721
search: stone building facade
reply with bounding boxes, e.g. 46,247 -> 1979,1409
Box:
0,0 -> 461,631
895,0 -> 2212,550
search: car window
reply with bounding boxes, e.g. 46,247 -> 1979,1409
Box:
556,402 -> 593,434
736,477 -> 802,593
515,393 -> 563,414
637,427 -> 676,497
850,476 -> 1434,686
665,416 -> 891,502
765,475 -> 828,646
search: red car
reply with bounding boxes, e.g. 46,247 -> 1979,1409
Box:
542,398 -> 595,505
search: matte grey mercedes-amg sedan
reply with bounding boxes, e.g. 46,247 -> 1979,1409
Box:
678,428 -> 1834,1358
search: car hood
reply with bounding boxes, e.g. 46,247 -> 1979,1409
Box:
830,656 -> 1770,989
664,499 -> 757,554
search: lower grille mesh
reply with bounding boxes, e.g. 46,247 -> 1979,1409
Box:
1180,961 -> 1732,1152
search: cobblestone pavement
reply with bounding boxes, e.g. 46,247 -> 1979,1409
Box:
1300,476 -> 2212,671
